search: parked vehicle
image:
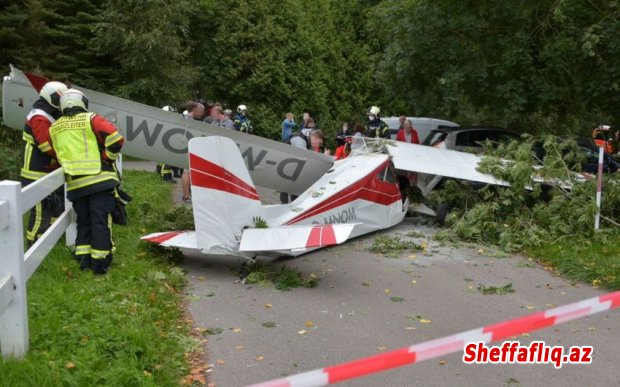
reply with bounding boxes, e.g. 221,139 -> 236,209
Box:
423,126 -> 520,152
382,117 -> 458,143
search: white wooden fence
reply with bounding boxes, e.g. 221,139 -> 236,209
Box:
0,168 -> 76,358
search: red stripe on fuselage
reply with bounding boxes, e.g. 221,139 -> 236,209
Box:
25,72 -> 49,93
189,153 -> 259,200
287,161 -> 401,225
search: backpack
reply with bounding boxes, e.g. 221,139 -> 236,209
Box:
286,130 -> 311,149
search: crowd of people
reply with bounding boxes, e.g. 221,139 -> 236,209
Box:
156,101 -> 422,204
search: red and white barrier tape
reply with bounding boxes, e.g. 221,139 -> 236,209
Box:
249,291 -> 620,387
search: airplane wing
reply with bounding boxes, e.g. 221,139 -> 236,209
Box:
141,231 -> 200,251
2,65 -> 333,195
385,142 -> 509,191
239,224 -> 357,256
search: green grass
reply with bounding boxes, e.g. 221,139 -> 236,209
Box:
525,233 -> 620,290
0,171 -> 195,386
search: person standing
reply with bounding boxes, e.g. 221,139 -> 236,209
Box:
158,105 -> 178,183
398,115 -> 406,130
364,106 -> 390,139
396,119 -> 420,144
234,104 -> 254,134
20,81 -> 68,247
181,102 -> 206,203
335,121 -> 352,147
281,112 -> 296,142
49,89 -> 124,275
299,112 -> 312,130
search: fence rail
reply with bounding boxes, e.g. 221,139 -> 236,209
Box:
0,168 -> 75,358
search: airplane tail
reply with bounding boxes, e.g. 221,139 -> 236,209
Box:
188,136 -> 263,254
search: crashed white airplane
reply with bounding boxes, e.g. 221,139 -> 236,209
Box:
2,66 -> 506,258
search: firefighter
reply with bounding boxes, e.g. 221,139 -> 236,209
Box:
21,81 -> 68,247
364,106 -> 390,139
234,104 -> 254,134
157,105 -> 177,183
49,89 -> 124,275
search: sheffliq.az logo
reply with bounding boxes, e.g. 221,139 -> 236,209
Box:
463,341 -> 593,369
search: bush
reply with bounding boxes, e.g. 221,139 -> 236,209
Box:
0,124 -> 22,181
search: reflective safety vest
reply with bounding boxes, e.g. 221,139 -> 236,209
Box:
50,112 -> 101,177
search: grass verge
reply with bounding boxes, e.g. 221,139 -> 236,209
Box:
525,233 -> 620,290
0,171 -> 196,386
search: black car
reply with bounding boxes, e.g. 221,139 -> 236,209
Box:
423,126 -> 521,152
533,138 -> 620,175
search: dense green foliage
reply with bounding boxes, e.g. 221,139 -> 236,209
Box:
2,1 -> 619,139
430,137 -> 620,289
371,1 -> 620,135
0,124 -> 21,181
0,171 -> 195,385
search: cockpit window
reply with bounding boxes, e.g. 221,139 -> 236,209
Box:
376,166 -> 397,184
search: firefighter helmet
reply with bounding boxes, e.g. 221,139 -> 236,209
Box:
237,104 -> 248,114
39,81 -> 68,109
367,106 -> 380,116
60,89 -> 89,113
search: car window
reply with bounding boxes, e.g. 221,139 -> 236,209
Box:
455,132 -> 471,147
423,130 -> 447,146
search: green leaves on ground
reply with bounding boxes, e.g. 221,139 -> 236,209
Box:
245,263 -> 318,290
369,235 -> 423,257
478,283 -> 515,295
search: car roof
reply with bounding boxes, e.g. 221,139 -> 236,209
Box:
434,125 -> 517,134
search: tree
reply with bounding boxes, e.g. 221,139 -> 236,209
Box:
369,0 -> 620,135
92,0 -> 197,106
195,0 -> 372,141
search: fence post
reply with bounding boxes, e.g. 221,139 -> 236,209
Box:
0,181 -> 29,358
64,184 -> 76,249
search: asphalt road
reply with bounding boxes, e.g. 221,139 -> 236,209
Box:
125,162 -> 619,386
183,219 -> 618,387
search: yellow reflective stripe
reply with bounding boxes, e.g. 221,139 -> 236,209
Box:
91,249 -> 109,259
76,245 -> 91,255
26,202 -> 43,241
66,171 -> 118,191
60,159 -> 101,175
105,149 -> 119,160
21,168 -> 47,180
108,214 -> 116,254
38,141 -> 52,153
105,131 -> 123,147
23,132 -> 35,144
23,143 -> 33,171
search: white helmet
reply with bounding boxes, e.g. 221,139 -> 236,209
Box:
162,105 -> 177,112
367,106 -> 380,116
60,89 -> 88,112
237,104 -> 248,114
224,108 -> 232,116
39,81 -> 68,109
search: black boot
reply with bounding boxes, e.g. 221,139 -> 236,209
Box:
91,259 -> 108,275
79,255 -> 92,271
